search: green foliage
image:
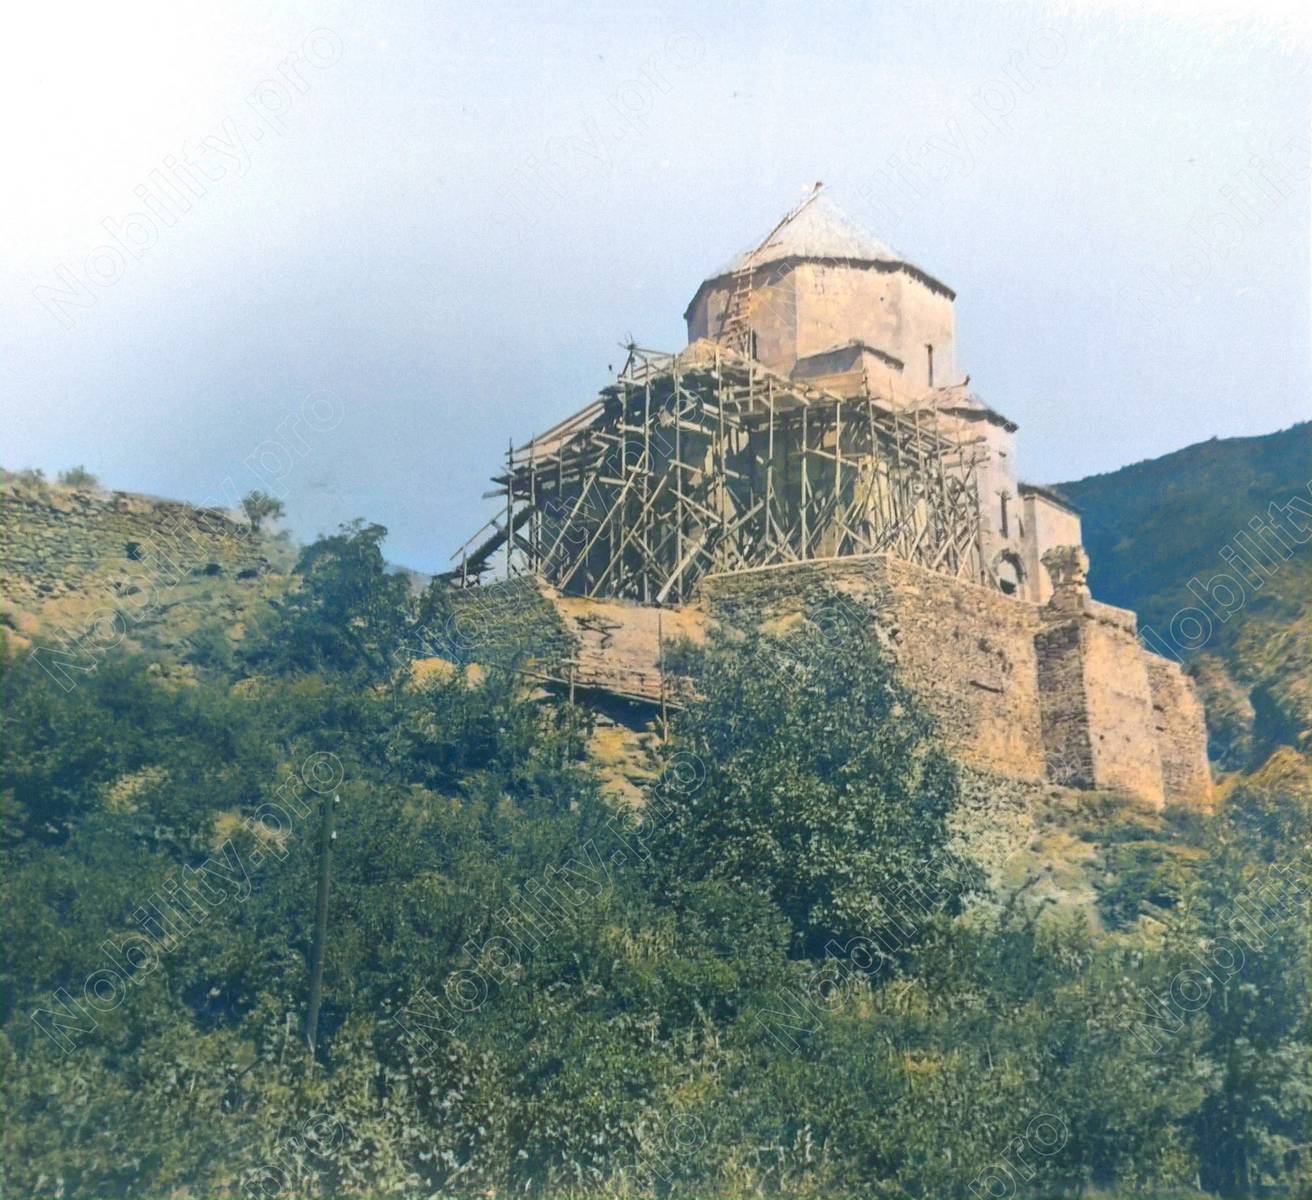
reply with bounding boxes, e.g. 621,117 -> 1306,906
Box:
242,489 -> 286,532
57,465 -> 98,488
2,528 -> 1309,1198
185,618 -> 235,671
1180,782 -> 1312,1195
1094,838 -> 1187,928
1,654 -> 266,849
1082,803 -> 1202,930
648,611 -> 981,957
242,520 -> 411,681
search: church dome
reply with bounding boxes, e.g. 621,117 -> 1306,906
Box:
684,187 -> 957,389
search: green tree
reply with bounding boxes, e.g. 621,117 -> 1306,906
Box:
185,619 -> 234,671
241,489 -> 285,532
646,598 -> 982,958
243,521 -> 410,681
57,465 -> 98,488
1182,782 -> 1312,1196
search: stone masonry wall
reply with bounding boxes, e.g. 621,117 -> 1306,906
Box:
697,557 -> 877,627
1077,606 -> 1165,807
1145,655 -> 1214,806
697,553 -> 1212,807
433,552 -> 1211,810
0,482 -> 290,680
1,482 -> 268,614
863,557 -> 1048,781
1035,618 -> 1096,787
700,556 -> 1048,782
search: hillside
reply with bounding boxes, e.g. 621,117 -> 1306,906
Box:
1056,422 -> 1312,767
0,477 -> 295,678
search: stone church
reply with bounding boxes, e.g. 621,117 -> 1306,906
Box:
451,187 -> 1213,809
685,185 -> 1081,603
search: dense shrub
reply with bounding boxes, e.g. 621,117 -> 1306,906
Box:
646,612 -> 981,958
56,465 -> 98,488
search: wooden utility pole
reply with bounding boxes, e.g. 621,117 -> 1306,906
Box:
505,439 -> 514,580
305,792 -> 337,1057
657,608 -> 668,741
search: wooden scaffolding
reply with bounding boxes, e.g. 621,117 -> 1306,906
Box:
451,342 -> 988,604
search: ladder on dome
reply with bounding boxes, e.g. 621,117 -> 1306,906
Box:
716,181 -> 825,358
718,262 -> 755,356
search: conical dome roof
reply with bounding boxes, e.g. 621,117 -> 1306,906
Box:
720,191 -> 907,273
695,188 -> 951,302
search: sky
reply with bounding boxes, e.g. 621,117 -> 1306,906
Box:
2,0 -> 1309,573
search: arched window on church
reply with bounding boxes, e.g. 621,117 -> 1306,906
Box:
995,551 -> 1024,596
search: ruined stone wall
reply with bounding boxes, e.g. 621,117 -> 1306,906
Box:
545,587 -> 706,704
1,484 -> 267,614
0,482 -> 290,672
864,557 -> 1047,780
442,577 -> 576,673
696,557 -> 872,627
442,579 -> 708,706
1035,618 -> 1095,787
460,552 -> 1214,809
1145,655 -> 1214,807
697,554 -> 1211,808
1077,604 -> 1165,807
